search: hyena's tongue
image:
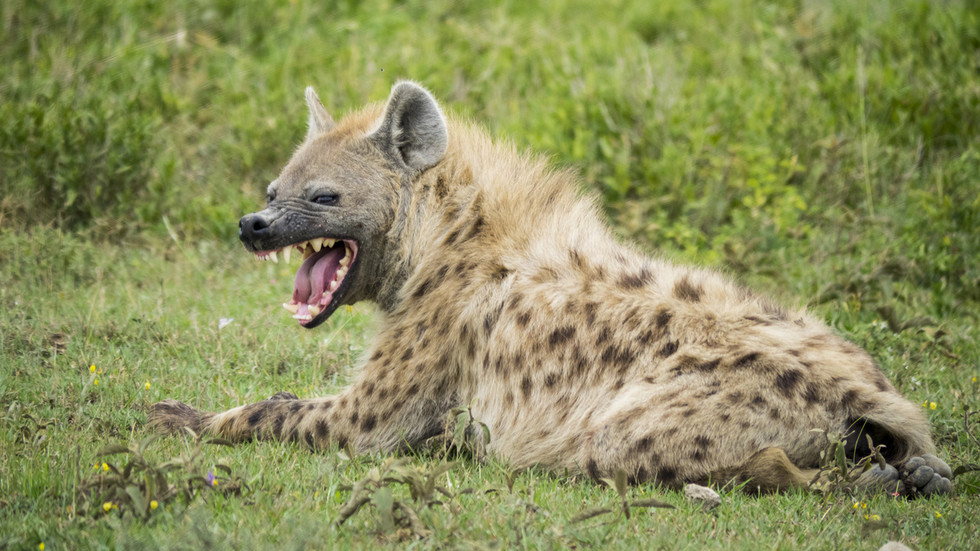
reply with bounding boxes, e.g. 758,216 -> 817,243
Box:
290,246 -> 344,319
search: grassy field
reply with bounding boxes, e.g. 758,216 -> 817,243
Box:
2,0 -> 979,548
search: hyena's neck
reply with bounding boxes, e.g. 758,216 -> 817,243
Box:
376,121 -> 618,315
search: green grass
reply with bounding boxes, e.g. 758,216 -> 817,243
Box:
2,0 -> 979,548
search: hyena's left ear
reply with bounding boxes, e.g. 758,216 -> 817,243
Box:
369,81 -> 448,173
305,86 -> 335,141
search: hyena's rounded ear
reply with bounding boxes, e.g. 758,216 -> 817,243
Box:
369,81 -> 448,173
305,86 -> 335,141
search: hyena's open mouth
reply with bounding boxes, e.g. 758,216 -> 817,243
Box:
255,238 -> 358,326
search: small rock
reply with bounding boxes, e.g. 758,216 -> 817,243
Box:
878,542 -> 913,551
684,483 -> 721,510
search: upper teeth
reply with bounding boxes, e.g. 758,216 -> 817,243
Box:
257,239 -> 344,263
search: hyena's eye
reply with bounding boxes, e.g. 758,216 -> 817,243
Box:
313,194 -> 339,206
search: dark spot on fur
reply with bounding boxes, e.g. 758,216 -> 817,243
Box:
654,308 -> 672,329
549,326 -> 576,349
586,458 -> 600,480
656,466 -> 677,483
463,215 -> 485,241
673,276 -> 703,302
733,352 -> 761,369
659,340 -> 678,358
635,436 -> 653,453
434,174 -> 449,199
272,414 -> 286,437
401,347 -> 414,362
412,278 -> 434,299
619,268 -> 652,289
247,404 -> 267,427
520,376 -> 533,397
337,435 -> 349,450
595,326 -> 611,346
360,414 -> 376,433
305,431 -> 315,448
370,350 -> 383,361
516,311 -> 531,327
289,402 -> 303,414
719,413 -> 730,422
544,372 -> 559,388
315,419 -> 329,439
750,395 -> 767,409
744,315 -> 771,325
725,391 -> 744,405
775,369 -> 803,397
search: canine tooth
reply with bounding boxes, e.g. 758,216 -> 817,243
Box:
283,247 -> 291,263
323,238 -> 336,249
309,304 -> 321,317
269,251 -> 278,263
282,302 -> 299,314
311,238 -> 323,252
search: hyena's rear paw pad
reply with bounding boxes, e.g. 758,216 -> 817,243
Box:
899,454 -> 953,497
149,399 -> 205,434
268,391 -> 299,401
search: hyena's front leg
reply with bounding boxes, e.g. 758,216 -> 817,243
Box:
150,362 -> 457,453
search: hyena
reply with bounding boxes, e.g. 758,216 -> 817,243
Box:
152,81 -> 951,496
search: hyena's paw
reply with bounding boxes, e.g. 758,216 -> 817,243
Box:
899,454 -> 953,497
856,454 -> 952,497
268,391 -> 299,401
149,399 -> 209,434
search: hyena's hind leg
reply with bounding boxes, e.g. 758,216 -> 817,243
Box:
712,447 -> 818,493
712,447 -> 953,497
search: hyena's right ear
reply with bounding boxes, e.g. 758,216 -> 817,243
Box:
305,86 -> 335,141
369,81 -> 448,173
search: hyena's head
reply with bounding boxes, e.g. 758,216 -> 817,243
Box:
239,81 -> 448,328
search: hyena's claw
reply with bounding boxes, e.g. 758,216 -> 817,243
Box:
268,391 -> 299,401
149,399 -> 208,434
899,454 -> 953,497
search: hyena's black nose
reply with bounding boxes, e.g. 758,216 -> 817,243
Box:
239,213 -> 270,243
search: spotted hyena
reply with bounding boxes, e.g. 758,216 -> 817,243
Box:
152,81 -> 951,496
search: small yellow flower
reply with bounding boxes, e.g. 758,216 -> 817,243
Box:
852,502 -> 860,509
144,381 -> 151,390
870,514 -> 880,521
93,379 -> 99,386
103,501 -> 113,512
935,511 -> 942,518
346,305 -> 353,313
930,402 -> 937,410
90,364 -> 96,373
39,543 -> 44,551
102,462 -> 109,472
150,500 -> 158,510
973,377 -> 977,383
